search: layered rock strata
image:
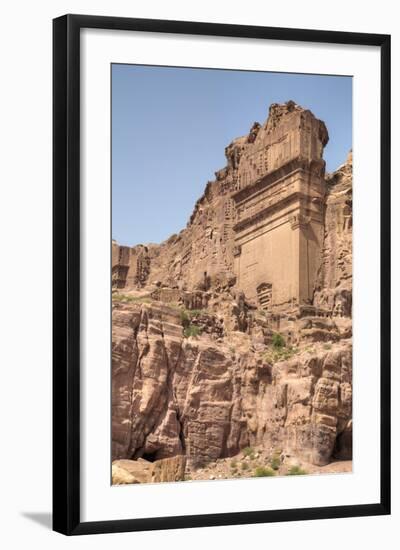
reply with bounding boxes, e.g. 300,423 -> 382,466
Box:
112,301 -> 351,469
111,101 -> 352,480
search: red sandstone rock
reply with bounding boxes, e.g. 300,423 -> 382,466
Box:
111,102 -> 353,476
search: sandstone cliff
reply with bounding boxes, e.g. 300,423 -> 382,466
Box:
315,151 -> 353,320
112,301 -> 352,469
112,101 -> 352,481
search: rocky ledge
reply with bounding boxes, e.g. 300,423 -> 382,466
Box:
112,297 -> 352,477
111,102 -> 353,483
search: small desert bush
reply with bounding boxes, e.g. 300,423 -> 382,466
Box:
270,455 -> 281,471
287,465 -> 307,476
254,466 -> 276,477
242,447 -> 254,458
180,309 -> 190,328
241,462 -> 249,471
230,459 -> 237,469
263,346 -> 298,364
272,332 -> 285,349
187,309 -> 205,317
263,332 -> 298,364
180,308 -> 205,328
183,324 -> 202,338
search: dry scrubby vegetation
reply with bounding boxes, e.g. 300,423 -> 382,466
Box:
242,446 -> 255,458
191,447 -> 309,480
230,447 -> 308,478
263,332 -> 299,363
287,465 -> 307,475
270,455 -> 281,471
183,325 -> 203,338
180,308 -> 205,338
254,466 -> 276,477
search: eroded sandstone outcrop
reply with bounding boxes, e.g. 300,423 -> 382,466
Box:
112,101 -> 352,480
314,151 -> 353,323
112,456 -> 186,484
112,301 -> 352,469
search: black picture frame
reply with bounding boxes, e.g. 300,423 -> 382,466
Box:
53,14 -> 391,535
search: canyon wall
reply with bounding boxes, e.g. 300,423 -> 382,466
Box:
112,102 -> 352,472
112,302 -> 352,468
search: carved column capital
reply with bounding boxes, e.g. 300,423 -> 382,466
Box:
233,245 -> 242,257
290,213 -> 311,230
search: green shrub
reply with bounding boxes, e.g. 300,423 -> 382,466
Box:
272,332 -> 285,349
183,324 -> 202,338
188,309 -> 204,317
242,447 -> 254,457
230,459 -> 237,469
241,462 -> 249,471
180,308 -> 205,329
287,465 -> 307,476
180,309 -> 191,328
254,466 -> 276,477
270,456 -> 281,471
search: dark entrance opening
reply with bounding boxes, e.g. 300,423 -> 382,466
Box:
141,450 -> 158,463
333,422 -> 352,460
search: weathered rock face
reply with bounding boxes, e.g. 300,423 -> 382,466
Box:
112,456 -> 186,484
111,101 -> 352,478
112,301 -> 351,468
151,455 -> 187,483
112,100 -> 329,303
314,151 -> 353,320
112,302 -> 247,467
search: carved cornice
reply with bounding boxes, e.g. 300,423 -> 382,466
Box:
232,157 -> 325,204
233,192 -> 317,233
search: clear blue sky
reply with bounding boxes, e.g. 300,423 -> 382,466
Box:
112,64 -> 352,246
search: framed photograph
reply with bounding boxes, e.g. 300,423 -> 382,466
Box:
53,14 -> 391,535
